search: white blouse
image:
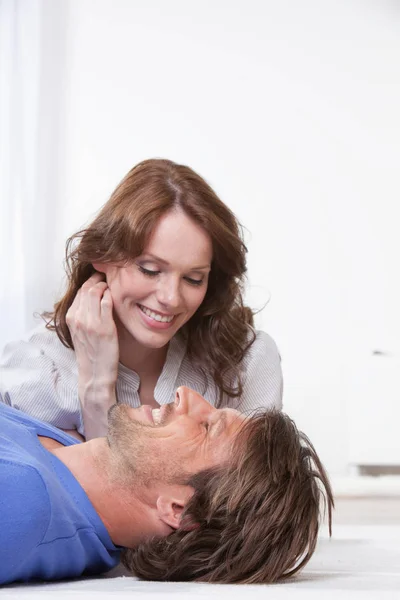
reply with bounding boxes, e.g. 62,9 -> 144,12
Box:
0,322 -> 283,436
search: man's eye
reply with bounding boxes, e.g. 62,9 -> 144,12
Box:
203,422 -> 210,432
138,266 -> 160,277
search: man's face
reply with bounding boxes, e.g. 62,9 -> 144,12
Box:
107,387 -> 247,485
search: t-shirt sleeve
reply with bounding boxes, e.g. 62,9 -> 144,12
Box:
238,330 -> 283,413
0,463 -> 50,584
0,330 -> 81,431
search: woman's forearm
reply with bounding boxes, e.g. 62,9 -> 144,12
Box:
79,382 -> 116,440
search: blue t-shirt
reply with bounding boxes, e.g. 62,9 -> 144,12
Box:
0,403 -> 120,584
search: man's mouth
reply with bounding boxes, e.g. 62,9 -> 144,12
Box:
151,404 -> 173,425
138,304 -> 175,323
152,408 -> 162,425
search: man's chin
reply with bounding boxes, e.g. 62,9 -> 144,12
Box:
107,403 -> 119,420
107,404 -> 136,445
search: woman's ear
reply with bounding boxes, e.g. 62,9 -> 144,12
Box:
92,262 -> 107,274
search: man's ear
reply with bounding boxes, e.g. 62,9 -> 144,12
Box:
156,486 -> 195,531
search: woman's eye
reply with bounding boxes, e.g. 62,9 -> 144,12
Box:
138,266 -> 160,277
185,277 -> 203,286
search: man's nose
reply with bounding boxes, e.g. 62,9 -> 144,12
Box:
156,276 -> 181,309
175,386 -> 215,418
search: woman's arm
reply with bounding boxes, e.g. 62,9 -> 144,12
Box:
0,329 -> 82,430
0,332 -> 117,440
239,330 -> 283,413
66,273 -> 120,440
78,381 -> 116,440
0,275 -> 120,439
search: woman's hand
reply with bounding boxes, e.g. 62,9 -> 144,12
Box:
66,273 -> 119,439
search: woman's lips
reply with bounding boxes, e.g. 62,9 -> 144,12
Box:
137,304 -> 177,330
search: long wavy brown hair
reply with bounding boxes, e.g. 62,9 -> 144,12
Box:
46,159 -> 255,405
121,410 -> 334,583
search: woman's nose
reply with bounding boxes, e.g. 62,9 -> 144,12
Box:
156,277 -> 181,309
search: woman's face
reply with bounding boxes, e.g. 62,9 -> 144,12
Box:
97,209 -> 212,349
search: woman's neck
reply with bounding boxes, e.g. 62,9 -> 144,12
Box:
117,324 -> 169,378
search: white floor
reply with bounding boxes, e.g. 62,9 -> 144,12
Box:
2,499 -> 400,599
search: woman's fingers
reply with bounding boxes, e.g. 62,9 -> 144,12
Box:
66,275 -> 119,399
67,274 -> 117,347
81,272 -> 105,290
66,289 -> 81,326
87,281 -> 108,320
101,288 -> 114,320
73,273 -> 106,322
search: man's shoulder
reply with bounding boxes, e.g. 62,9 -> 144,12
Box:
0,461 -> 52,584
0,460 -> 50,545
0,459 -> 50,520
0,402 -> 80,446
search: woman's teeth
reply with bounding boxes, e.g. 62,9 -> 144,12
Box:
152,408 -> 161,425
139,305 -> 174,323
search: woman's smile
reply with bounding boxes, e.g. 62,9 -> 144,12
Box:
100,209 -> 212,350
137,303 -> 177,330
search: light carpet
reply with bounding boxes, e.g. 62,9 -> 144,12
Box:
1,525 -> 399,599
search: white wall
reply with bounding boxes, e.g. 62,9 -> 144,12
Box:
19,0 -> 400,474
0,0 -> 68,343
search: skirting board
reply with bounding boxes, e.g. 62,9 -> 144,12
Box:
331,475 -> 400,497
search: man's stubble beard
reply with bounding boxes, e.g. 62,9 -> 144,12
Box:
106,404 -> 190,488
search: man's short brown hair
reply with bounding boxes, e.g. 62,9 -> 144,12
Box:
121,410 -> 334,584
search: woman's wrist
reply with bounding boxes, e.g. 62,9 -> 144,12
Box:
79,382 -> 116,440
79,379 -> 116,400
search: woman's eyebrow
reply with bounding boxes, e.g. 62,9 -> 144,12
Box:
141,253 -> 211,271
140,253 -> 169,265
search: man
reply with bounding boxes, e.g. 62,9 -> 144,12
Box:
0,386 -> 333,585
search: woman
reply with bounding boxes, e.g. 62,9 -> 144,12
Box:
0,159 -> 282,439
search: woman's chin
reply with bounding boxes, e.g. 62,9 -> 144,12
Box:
124,325 -> 176,350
